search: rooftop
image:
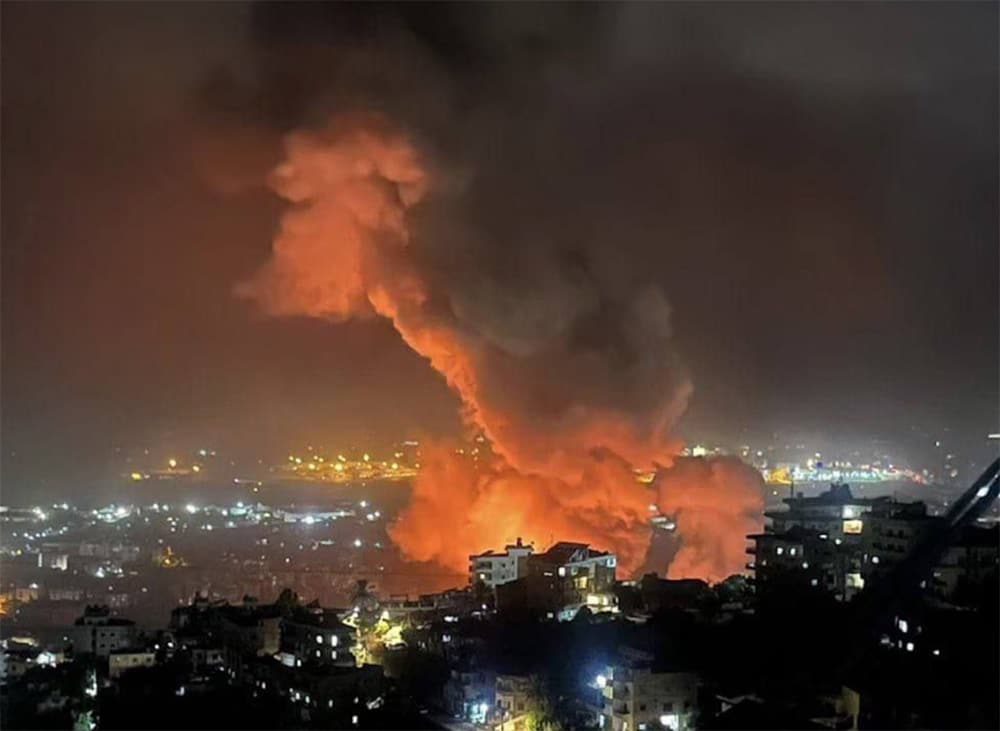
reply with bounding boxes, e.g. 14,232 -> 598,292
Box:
535,541 -> 610,565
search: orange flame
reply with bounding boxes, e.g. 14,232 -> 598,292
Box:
239,114 -> 763,585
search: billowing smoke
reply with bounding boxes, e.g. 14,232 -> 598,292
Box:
237,113 -> 763,583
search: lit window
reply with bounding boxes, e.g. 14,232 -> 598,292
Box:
316,634 -> 324,644
790,547 -> 797,557
871,556 -> 880,565
558,567 -> 566,577
843,519 -> 863,535
329,635 -> 338,647
898,619 -> 908,634
776,547 -> 784,556
905,642 -> 914,652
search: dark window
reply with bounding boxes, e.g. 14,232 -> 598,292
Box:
663,703 -> 674,712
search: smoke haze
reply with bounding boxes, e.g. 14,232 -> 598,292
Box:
3,3 -> 996,521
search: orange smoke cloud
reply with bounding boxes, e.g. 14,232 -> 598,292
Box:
238,114 -> 763,583
654,457 -> 765,581
390,442 -> 656,578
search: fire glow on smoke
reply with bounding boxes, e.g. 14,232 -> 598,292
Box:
238,114 -> 763,584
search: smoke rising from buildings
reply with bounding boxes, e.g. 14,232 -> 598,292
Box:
3,3 -> 994,513
238,115 -> 764,581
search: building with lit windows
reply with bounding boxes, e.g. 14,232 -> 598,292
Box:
599,649 -> 699,731
528,542 -> 617,597
108,649 -> 156,678
860,499 -> 940,585
280,604 -> 356,668
494,673 -> 533,731
492,541 -> 618,615
765,483 -> 880,544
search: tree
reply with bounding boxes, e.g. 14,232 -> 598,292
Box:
525,674 -> 567,731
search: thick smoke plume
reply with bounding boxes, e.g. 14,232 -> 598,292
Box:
238,114 -> 763,583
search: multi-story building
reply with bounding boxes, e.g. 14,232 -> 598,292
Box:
494,673 -> 533,731
528,542 -> 617,603
860,500 -> 940,585
469,538 -> 534,589
108,649 -> 156,678
932,525 -> 998,602
765,483 -> 880,545
70,605 -> 137,656
443,668 -> 495,724
752,483 -> 997,604
217,601 -> 284,659
746,526 -> 859,598
492,541 -> 618,615
750,484 -> 906,599
280,605 -> 355,668
600,650 -> 699,731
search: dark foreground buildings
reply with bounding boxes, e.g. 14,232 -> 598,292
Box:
1,478 -> 997,730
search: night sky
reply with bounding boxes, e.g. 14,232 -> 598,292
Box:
3,2 -> 997,501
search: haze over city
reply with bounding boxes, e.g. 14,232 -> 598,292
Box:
1,4 -> 997,731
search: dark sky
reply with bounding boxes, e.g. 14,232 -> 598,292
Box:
2,2 -> 997,501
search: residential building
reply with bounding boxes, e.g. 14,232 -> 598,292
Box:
70,605 -> 137,656
600,650 -> 699,731
494,541 -> 618,616
469,538 -> 534,589
529,541 -> 617,607
444,668 -> 495,724
108,650 -> 156,678
861,500 -> 940,585
932,525 -> 999,602
280,604 -> 356,668
765,483 -> 881,545
494,673 -> 533,731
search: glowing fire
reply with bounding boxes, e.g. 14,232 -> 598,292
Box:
238,114 -> 763,584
